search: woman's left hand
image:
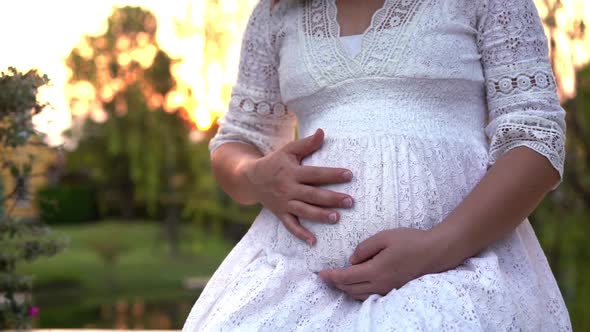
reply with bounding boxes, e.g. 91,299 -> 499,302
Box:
319,228 -> 445,301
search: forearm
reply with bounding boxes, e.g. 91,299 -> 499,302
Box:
210,142 -> 262,206
429,146 -> 561,272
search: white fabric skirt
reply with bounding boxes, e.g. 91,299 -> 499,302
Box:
183,132 -> 570,331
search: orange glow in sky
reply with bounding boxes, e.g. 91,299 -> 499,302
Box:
535,0 -> 590,100
0,0 -> 256,146
0,0 -> 588,146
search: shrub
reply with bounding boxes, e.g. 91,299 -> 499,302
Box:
37,185 -> 99,224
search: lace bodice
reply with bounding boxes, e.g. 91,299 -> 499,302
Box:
339,34 -> 363,58
209,0 -> 566,184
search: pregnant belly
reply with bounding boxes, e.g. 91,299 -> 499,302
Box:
270,134 -> 489,272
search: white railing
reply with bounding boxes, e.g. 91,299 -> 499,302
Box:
35,330 -> 180,332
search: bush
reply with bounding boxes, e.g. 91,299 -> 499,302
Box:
1,67 -> 66,330
37,185 -> 99,224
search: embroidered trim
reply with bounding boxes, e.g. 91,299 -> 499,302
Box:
360,0 -> 426,75
299,0 -> 426,86
230,95 -> 288,117
300,0 -> 357,86
486,71 -> 556,98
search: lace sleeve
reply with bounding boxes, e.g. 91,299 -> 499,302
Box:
477,0 -> 566,188
208,0 -> 296,156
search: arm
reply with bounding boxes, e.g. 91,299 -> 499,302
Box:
429,146 -> 559,272
430,0 -> 566,270
211,142 -> 263,206
209,0 -> 354,243
208,0 -> 295,205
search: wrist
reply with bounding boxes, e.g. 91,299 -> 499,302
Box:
236,157 -> 262,205
426,221 -> 468,273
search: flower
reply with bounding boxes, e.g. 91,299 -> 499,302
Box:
28,306 -> 40,317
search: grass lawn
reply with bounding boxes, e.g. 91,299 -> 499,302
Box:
16,220 -> 234,328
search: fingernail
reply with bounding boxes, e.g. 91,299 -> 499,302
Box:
328,212 -> 338,222
348,254 -> 356,263
306,238 -> 314,246
342,197 -> 353,208
342,170 -> 353,180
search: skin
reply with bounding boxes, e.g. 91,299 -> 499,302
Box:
319,146 -> 560,300
211,129 -> 354,246
217,0 -> 562,301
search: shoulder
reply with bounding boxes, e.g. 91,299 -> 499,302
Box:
476,0 -> 545,36
476,0 -> 542,20
247,0 -> 293,34
251,0 -> 295,20
244,0 -> 295,54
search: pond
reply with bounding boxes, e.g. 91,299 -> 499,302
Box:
32,292 -> 200,330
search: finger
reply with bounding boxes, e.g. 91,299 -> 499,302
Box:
280,213 -> 316,245
295,165 -> 353,185
287,200 -> 339,224
334,281 -> 376,296
283,128 -> 324,158
349,232 -> 389,264
320,263 -> 372,285
294,185 -> 353,209
350,293 -> 373,301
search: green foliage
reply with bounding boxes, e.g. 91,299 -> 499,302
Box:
37,184 -> 98,224
531,62 -> 590,331
0,67 -> 48,149
0,67 -> 67,330
17,221 -> 231,295
65,6 -> 211,220
564,65 -> 590,205
16,221 -> 232,328
64,6 -> 256,245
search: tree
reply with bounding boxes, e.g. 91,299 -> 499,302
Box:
64,6 -> 239,255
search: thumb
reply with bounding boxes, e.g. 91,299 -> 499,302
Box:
283,128 -> 324,158
349,231 -> 388,264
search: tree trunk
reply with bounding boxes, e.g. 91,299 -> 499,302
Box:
120,180 -> 135,220
165,204 -> 180,257
0,178 -> 4,219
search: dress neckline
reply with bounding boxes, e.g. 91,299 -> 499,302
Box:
300,0 -> 428,85
331,0 -> 390,63
333,0 -> 388,39
339,33 -> 363,58
339,33 -> 363,39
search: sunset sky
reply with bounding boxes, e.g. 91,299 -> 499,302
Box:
0,0 -> 588,146
0,0 -> 256,146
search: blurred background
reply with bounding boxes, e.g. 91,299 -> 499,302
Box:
0,0 -> 588,330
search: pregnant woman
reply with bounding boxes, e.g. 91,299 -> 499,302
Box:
183,0 -> 571,330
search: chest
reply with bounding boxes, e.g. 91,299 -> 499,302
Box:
334,0 -> 386,36
277,0 -> 486,102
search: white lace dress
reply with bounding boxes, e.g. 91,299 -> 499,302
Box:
183,0 -> 571,330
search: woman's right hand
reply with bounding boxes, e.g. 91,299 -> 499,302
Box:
242,128 -> 354,246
